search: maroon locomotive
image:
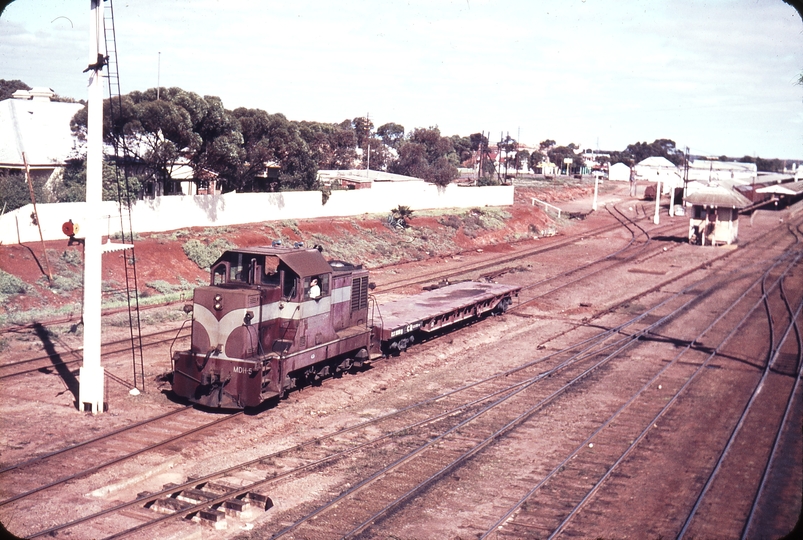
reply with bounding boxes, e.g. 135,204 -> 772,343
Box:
172,245 -> 520,409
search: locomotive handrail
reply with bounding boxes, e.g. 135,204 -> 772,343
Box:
278,305 -> 301,343
368,294 -> 383,330
169,317 -> 192,372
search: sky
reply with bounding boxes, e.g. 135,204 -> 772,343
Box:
1,0 -> 802,159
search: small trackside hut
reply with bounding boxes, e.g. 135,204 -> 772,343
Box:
686,185 -> 752,246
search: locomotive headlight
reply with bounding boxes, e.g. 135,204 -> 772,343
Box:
214,294 -> 223,311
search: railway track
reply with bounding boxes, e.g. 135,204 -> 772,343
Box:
10,215 -> 799,539
2,206 -> 800,538
277,222 -> 803,539
0,322 -> 190,382
374,202 -> 680,294
13,263 -> 742,538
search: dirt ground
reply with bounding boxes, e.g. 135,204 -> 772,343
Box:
12,177 -> 791,539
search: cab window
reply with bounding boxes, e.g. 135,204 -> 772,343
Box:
211,262 -> 228,285
303,274 -> 329,300
262,255 -> 281,286
283,271 -> 298,299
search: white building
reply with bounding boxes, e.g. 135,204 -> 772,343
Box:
635,156 -> 683,193
608,162 -> 632,182
687,160 -> 757,185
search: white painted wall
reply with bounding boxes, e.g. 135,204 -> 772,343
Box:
608,162 -> 631,182
0,181 -> 513,244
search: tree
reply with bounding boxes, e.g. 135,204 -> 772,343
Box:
53,159 -> 143,203
392,142 -> 428,179
547,143 -> 583,175
390,126 -> 458,186
362,134 -> 391,171
470,132 -> 489,152
0,169 -> 45,211
528,150 -> 545,173
755,157 -> 784,173
469,133 -> 494,180
230,108 -> 318,191
376,123 -> 405,149
612,138 -> 685,167
352,116 -> 374,149
450,135 -> 473,165
71,87 -> 249,193
0,79 -> 31,101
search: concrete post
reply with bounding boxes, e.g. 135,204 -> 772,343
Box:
669,183 -> 676,217
653,178 -> 661,225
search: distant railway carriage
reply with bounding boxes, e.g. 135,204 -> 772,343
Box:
172,246 -> 519,409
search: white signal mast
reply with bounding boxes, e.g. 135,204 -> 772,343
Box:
79,0 -> 107,414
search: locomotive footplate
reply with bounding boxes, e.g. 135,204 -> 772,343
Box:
375,281 -> 520,344
173,352 -> 264,409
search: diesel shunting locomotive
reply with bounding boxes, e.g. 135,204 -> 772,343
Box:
172,245 -> 520,409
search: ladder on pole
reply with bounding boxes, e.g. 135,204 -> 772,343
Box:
103,0 -> 146,392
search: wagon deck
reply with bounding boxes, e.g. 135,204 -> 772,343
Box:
374,281 -> 520,342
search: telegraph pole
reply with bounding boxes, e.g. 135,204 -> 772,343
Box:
79,0 -> 106,414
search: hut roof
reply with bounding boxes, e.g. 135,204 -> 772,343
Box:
685,184 -> 752,209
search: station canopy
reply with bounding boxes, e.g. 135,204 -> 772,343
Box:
755,180 -> 803,196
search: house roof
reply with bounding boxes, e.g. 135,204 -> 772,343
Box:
317,169 -> 420,182
690,160 -> 756,173
0,95 -> 83,168
636,156 -> 678,169
685,183 -> 752,209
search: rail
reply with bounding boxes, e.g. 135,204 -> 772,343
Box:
531,197 -> 563,218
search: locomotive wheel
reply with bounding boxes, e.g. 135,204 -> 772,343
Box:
335,357 -> 353,375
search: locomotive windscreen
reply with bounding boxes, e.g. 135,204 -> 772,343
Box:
211,252 -> 281,286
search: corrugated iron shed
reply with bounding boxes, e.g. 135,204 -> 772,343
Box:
755,181 -> 803,196
685,185 -> 752,209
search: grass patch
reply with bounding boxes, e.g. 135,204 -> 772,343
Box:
0,303 -> 83,327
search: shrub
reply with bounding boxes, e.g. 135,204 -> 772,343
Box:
438,215 -> 462,229
0,270 -> 30,297
50,272 -> 83,293
60,249 -> 83,267
182,238 -> 237,270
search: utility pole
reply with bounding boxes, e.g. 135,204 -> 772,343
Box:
80,0 -> 106,414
